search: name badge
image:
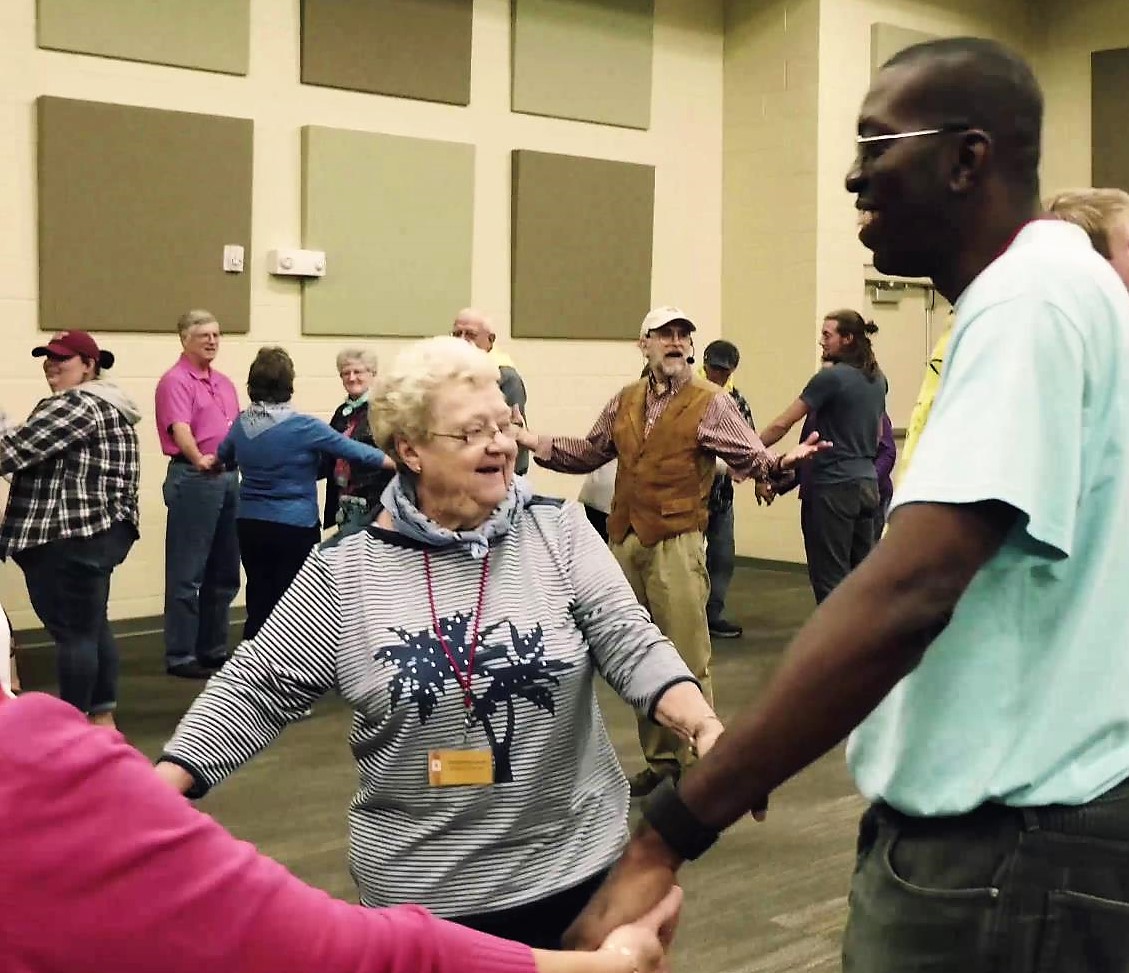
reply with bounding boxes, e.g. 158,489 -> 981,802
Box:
428,749 -> 494,787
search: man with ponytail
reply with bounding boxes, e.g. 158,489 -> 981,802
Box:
758,310 -> 887,602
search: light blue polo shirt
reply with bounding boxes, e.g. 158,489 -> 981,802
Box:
848,220 -> 1129,815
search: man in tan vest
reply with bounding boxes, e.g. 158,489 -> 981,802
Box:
516,306 -> 828,796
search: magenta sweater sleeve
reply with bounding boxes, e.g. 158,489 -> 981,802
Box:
0,693 -> 537,973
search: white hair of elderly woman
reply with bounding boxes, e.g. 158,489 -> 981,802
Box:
370,336 -> 501,453
335,348 -> 380,375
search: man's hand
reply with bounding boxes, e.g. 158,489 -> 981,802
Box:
755,481 -> 776,506
564,825 -> 683,950
511,405 -> 538,452
782,430 -> 832,470
194,454 -> 219,474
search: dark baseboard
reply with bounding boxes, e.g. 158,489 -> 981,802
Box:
14,611 -> 247,649
734,555 -> 808,575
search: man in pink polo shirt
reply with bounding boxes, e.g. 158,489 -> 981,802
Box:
155,309 -> 241,679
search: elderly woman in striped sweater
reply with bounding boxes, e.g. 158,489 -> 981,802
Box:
156,336 -> 721,948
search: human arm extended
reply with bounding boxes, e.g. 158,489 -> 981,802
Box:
1,693 -> 677,973
516,395 -> 620,475
307,416 -> 395,470
561,503 -> 721,752
157,551 -> 342,796
758,398 -> 810,448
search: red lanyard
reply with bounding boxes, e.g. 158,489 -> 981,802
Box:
423,551 -> 490,716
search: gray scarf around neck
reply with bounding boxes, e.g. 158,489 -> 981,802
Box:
240,402 -> 296,439
380,473 -> 532,560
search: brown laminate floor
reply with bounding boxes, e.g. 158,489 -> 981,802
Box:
19,565 -> 863,972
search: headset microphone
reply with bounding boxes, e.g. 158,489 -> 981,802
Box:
687,340 -> 696,366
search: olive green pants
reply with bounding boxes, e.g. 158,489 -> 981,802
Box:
610,530 -> 713,775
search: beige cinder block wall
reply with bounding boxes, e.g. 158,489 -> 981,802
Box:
0,0 -> 725,628
723,0 -> 822,564
1034,0 -> 1129,194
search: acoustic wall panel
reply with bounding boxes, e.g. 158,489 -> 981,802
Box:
37,0 -> 250,75
512,0 -> 654,129
1093,48 -> 1129,192
511,150 -> 654,340
870,23 -> 937,78
301,126 -> 475,337
301,0 -> 473,105
38,97 -> 253,335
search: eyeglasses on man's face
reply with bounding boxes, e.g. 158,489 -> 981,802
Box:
854,123 -> 972,164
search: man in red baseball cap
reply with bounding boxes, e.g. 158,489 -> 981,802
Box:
0,330 -> 141,726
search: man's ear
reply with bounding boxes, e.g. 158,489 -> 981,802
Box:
950,129 -> 991,194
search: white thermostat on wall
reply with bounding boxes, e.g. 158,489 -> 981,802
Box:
267,248 -> 327,277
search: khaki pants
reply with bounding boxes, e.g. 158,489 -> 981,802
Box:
610,530 -> 713,775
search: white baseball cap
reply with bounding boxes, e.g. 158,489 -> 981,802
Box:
639,306 -> 696,341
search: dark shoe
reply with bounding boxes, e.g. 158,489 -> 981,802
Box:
200,654 -> 230,670
166,662 -> 212,680
708,618 -> 743,639
628,767 -> 678,798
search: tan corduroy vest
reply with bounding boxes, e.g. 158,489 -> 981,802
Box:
607,376 -> 717,547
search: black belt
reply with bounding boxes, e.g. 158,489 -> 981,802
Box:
873,774 -> 1129,842
169,455 -> 192,465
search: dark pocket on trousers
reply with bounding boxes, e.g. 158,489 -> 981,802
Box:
1036,890 -> 1129,972
882,829 -> 1004,900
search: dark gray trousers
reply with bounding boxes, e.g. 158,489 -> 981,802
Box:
800,479 -> 879,603
844,777 -> 1129,972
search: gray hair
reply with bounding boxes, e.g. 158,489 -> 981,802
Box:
370,336 -> 500,453
335,347 -> 379,374
176,309 -> 218,337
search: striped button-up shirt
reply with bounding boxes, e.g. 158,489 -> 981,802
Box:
533,371 -> 780,481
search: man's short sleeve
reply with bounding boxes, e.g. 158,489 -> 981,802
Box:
893,297 -> 1084,558
800,367 -> 842,411
155,372 -> 194,434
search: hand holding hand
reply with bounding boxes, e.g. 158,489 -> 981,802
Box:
690,715 -> 724,758
598,886 -> 683,973
194,454 -> 219,474
564,829 -> 682,951
755,480 -> 776,506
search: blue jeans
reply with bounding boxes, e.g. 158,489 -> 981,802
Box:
162,463 -> 240,667
14,520 -> 136,714
705,503 -> 735,624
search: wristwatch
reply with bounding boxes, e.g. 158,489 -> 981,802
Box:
641,777 -> 719,861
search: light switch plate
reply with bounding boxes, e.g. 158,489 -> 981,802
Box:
222,244 -> 245,273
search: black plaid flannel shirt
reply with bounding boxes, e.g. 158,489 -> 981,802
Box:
0,390 -> 140,558
709,386 -> 756,513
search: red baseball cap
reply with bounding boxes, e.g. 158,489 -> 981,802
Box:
32,331 -> 115,369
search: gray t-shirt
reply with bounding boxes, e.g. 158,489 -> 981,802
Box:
800,363 -> 887,485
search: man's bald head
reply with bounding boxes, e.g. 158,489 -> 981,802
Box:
881,37 -> 1043,198
847,37 -> 1044,295
452,308 -> 495,352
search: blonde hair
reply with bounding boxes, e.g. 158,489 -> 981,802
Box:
335,347 -> 379,374
370,336 -> 500,452
1046,188 -> 1129,259
176,308 -> 218,337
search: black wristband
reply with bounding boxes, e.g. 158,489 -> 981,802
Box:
640,776 -> 719,862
